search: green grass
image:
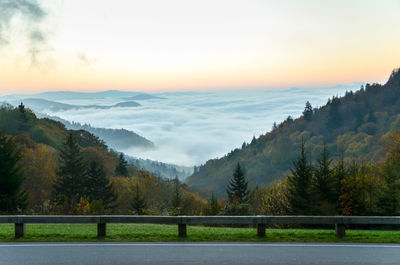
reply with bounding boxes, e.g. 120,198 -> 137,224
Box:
0,224 -> 399,243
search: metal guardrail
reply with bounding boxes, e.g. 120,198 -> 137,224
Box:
1,215 -> 399,239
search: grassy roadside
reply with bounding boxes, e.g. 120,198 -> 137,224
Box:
0,224 -> 399,243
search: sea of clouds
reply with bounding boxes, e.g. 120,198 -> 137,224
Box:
17,86 -> 361,166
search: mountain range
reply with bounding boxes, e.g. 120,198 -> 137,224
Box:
7,98 -> 141,113
187,68 -> 400,196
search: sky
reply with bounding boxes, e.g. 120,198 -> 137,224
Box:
0,0 -> 400,94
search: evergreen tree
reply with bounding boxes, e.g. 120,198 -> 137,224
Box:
170,176 -> 183,215
250,136 -> 256,145
226,163 -> 250,204
303,101 -> 313,121
115,153 -> 128,177
131,183 -> 147,215
312,144 -> 335,214
18,102 -> 26,116
287,140 -> 313,215
332,153 -> 347,212
272,122 -> 277,131
53,133 -> 87,208
327,97 -> 342,129
86,161 -> 117,211
17,102 -> 30,131
0,132 -> 26,213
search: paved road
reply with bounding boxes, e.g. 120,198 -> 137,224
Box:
0,242 -> 399,265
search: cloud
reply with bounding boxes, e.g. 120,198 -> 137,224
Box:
11,85 -> 361,166
0,0 -> 46,44
0,0 -> 50,67
77,53 -> 97,66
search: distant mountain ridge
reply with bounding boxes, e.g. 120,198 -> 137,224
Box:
125,156 -> 193,181
7,98 -> 140,113
0,90 -> 162,101
36,113 -> 155,151
187,68 -> 400,196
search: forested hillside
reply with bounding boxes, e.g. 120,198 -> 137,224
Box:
188,68 -> 400,196
0,105 -> 205,215
126,157 -> 193,180
37,114 -> 155,150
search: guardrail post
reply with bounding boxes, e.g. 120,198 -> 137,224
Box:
15,223 -> 25,238
178,224 -> 187,238
257,223 -> 266,237
97,223 -> 106,238
335,224 -> 345,238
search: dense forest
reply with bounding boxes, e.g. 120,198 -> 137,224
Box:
188,68 -> 400,197
0,105 -> 206,215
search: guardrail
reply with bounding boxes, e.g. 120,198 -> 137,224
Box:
1,215 -> 399,239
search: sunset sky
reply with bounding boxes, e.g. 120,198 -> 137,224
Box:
0,0 -> 400,95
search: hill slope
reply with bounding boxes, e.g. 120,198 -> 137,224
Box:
187,68 -> 400,196
35,114 -> 155,150
0,104 -> 107,151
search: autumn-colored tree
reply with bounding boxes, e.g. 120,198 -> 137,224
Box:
251,180 -> 289,216
181,193 -> 207,216
378,131 -> 400,215
20,144 -> 57,213
204,193 -> 220,215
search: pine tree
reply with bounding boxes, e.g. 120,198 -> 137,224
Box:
18,102 -> 25,115
312,144 -> 335,214
303,101 -> 313,121
53,133 -> 87,209
170,176 -> 183,215
115,153 -> 128,177
332,153 -> 347,212
287,140 -> 313,215
86,161 -> 117,212
0,132 -> 26,213
226,163 -> 249,204
272,122 -> 277,131
250,136 -> 256,145
131,184 -> 146,215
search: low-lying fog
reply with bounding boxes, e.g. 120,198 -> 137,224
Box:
12,86 -> 360,166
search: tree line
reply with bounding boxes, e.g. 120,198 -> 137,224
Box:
199,130 -> 400,217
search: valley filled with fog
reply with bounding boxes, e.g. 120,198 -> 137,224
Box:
2,85 -> 360,167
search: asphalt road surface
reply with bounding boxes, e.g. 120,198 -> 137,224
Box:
0,242 -> 399,265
